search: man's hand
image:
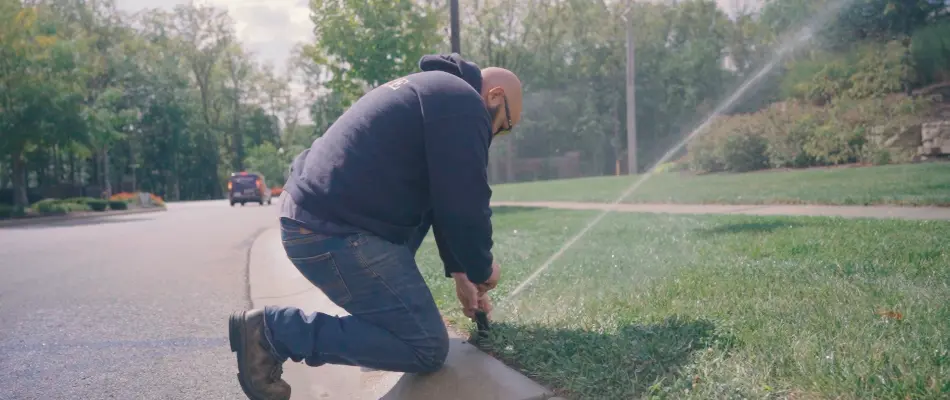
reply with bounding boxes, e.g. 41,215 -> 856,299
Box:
453,273 -> 480,319
452,262 -> 500,319
477,291 -> 493,319
475,262 -> 501,293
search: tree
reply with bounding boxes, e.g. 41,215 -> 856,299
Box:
222,45 -> 254,171
244,142 -> 299,187
169,2 -> 234,197
305,0 -> 443,104
0,0 -> 83,209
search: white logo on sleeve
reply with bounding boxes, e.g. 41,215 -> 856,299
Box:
386,78 -> 410,90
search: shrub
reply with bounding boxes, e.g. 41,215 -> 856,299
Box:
802,124 -> 857,165
766,117 -> 817,168
687,135 -> 725,173
64,197 -> 99,205
846,41 -> 908,99
869,148 -> 892,166
653,161 -> 688,173
0,204 -> 14,219
109,192 -> 167,207
692,92 -> 935,173
87,199 -> 108,212
720,132 -> 770,172
149,193 -> 166,207
32,199 -> 90,215
109,200 -> 129,210
910,21 -> 950,86
110,192 -> 137,202
32,199 -> 64,214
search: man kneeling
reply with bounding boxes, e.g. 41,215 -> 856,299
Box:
227,53 -> 522,400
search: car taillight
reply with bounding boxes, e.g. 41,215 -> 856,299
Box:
256,178 -> 262,190
227,181 -> 232,190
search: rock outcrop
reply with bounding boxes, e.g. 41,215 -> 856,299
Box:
919,121 -> 950,158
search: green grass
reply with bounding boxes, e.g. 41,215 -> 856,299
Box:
417,207 -> 950,399
490,162 -> 950,206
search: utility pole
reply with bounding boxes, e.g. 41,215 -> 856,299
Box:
450,0 -> 460,53
624,14 -> 637,175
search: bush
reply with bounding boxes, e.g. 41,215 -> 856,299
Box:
688,94 -> 934,173
64,197 -> 99,205
781,41 -> 909,105
87,199 -> 108,212
653,161 -> 689,173
110,192 -> 137,203
32,199 -> 63,214
0,204 -> 15,219
687,135 -> 725,173
910,21 -> 950,86
32,199 -> 90,215
109,200 -> 128,210
720,132 -> 770,172
687,112 -> 773,173
766,117 -> 817,168
149,193 -> 166,207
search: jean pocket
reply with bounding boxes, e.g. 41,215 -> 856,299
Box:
286,252 -> 353,307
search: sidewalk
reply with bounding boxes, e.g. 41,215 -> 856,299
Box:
247,229 -> 559,400
491,201 -> 950,221
0,206 -> 167,228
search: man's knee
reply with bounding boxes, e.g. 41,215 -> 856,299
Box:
414,328 -> 450,373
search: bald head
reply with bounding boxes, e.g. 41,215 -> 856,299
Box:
480,67 -> 523,137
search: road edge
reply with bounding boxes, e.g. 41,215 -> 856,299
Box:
0,206 -> 167,228
245,227 -> 558,400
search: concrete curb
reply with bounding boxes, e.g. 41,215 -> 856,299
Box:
247,228 -> 557,400
491,201 -> 950,221
0,206 -> 167,228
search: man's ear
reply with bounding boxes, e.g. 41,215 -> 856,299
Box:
486,87 -> 505,105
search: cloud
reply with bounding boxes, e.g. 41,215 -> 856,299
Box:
117,0 -> 312,70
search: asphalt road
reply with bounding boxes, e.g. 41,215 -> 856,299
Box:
0,200 -> 280,400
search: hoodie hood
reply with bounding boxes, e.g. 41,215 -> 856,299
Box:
418,53 -> 483,94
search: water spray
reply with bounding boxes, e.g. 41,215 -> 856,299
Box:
494,0 -> 853,317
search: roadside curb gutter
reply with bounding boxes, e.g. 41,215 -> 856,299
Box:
248,228 -> 558,400
0,207 -> 167,228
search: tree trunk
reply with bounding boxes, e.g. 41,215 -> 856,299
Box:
233,102 -> 244,171
69,150 -> 77,185
54,146 -> 63,184
102,147 -> 112,198
0,161 -> 8,190
12,151 -> 28,210
170,152 -> 181,201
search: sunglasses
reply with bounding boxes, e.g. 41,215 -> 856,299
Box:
493,96 -> 513,137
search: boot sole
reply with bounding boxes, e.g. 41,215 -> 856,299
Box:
229,311 -> 268,400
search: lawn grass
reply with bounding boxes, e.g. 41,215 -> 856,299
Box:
490,162 -> 950,207
416,206 -> 950,399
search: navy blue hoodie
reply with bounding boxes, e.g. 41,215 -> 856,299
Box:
282,53 -> 494,283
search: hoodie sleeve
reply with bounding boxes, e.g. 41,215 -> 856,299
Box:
423,112 -> 494,284
407,210 -> 469,278
406,210 -> 432,257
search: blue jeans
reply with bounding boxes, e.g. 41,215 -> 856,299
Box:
262,218 -> 449,373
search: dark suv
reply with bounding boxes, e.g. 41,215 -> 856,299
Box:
228,172 -> 272,207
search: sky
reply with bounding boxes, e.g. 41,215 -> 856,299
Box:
116,0 -> 315,72
116,0 -> 764,74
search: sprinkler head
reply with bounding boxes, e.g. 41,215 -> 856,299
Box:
473,310 -> 491,338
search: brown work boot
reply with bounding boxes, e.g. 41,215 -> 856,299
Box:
229,309 -> 291,400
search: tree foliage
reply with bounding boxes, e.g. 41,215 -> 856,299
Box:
305,0 -> 443,105
2,0 -> 948,208
0,0 -> 317,208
